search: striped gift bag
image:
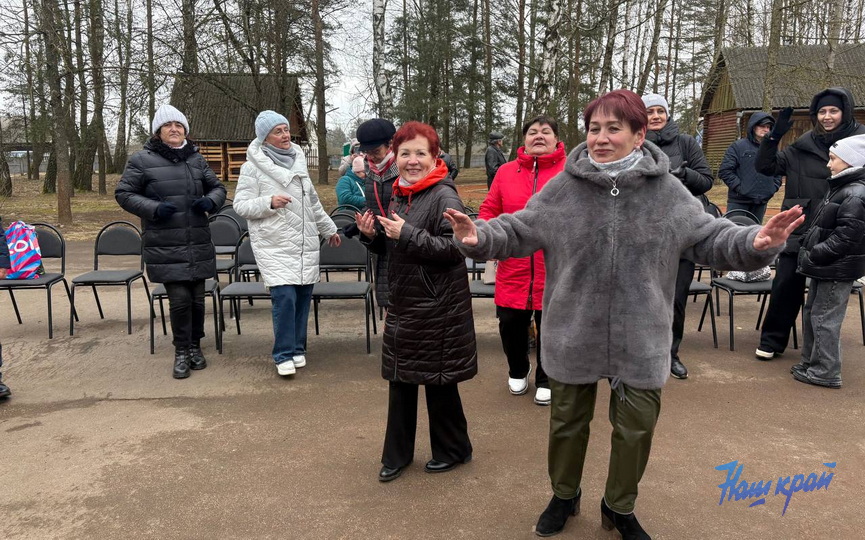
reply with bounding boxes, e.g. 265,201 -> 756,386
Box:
4,221 -> 43,280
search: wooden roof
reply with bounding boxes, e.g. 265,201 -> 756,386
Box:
170,73 -> 307,143
701,44 -> 865,114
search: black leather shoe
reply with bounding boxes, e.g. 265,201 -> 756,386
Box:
534,493 -> 580,537
188,344 -> 207,370
173,349 -> 191,379
601,498 -> 650,539
670,358 -> 688,379
0,381 -> 10,399
378,464 -> 406,482
424,455 -> 472,473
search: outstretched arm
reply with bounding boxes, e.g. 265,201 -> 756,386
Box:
753,206 -> 805,251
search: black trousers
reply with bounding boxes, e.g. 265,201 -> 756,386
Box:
497,306 -> 547,388
164,280 -> 206,349
759,252 -> 805,353
381,381 -> 473,468
670,259 -> 696,362
0,342 -> 4,381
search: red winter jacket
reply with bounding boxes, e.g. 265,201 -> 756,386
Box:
479,142 -> 566,310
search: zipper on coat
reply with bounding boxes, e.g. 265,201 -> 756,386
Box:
185,161 -> 194,266
526,157 -> 539,310
392,317 -> 399,379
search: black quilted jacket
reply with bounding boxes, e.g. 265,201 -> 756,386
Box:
369,174 -> 477,385
797,167 -> 865,280
115,140 -> 226,283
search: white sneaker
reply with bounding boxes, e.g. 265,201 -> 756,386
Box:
508,365 -> 532,395
534,387 -> 551,406
292,355 -> 307,368
755,348 -> 775,360
277,361 -> 296,376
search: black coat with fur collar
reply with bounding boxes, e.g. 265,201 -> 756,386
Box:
115,139 -> 226,283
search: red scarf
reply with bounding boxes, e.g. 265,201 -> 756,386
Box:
392,159 -> 449,196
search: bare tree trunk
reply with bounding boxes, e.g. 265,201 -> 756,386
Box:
597,3 -> 620,94
24,0 -> 48,181
182,0 -> 198,74
825,0 -> 845,86
40,0 -> 73,224
463,0 -> 480,169
146,0 -> 156,120
372,0 -> 391,117
564,0 -> 584,149
532,0 -> 563,114
312,0 -> 329,184
762,0 -> 783,112
483,0 -> 493,141
113,0 -> 131,170
89,0 -> 107,194
0,119 -> 12,197
635,0 -> 668,95
511,0 -> 527,160
712,0 -> 727,62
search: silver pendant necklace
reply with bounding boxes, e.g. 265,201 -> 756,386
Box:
610,179 -> 619,197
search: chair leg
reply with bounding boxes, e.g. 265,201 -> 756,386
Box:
708,294 -> 718,348
234,297 -> 242,335
46,284 -> 54,339
698,293 -> 708,331
858,289 -> 865,346
92,285 -> 105,319
723,290 -> 734,351
314,298 -> 321,335
62,279 -> 79,321
126,284 -> 133,334
370,292 -> 378,335
756,294 -> 769,330
149,295 -> 156,355
8,290 -> 23,324
364,293 -> 371,354
159,298 -> 167,335
210,290 -> 220,353
70,284 -> 77,335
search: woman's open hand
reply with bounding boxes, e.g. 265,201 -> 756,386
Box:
443,208 -> 478,246
753,205 -> 805,251
377,212 -> 405,240
355,210 -> 377,238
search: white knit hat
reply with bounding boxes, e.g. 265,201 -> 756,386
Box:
351,156 -> 366,174
641,93 -> 669,116
830,134 -> 865,168
151,104 -> 189,135
255,110 -> 290,143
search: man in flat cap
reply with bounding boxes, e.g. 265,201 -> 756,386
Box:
485,132 -> 507,189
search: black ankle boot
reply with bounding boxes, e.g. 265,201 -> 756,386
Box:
600,498 -> 650,539
188,343 -> 207,370
173,349 -> 191,379
535,492 -> 580,537
0,380 -> 10,399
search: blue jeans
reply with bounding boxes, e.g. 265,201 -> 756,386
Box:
270,284 -> 314,364
798,278 -> 852,385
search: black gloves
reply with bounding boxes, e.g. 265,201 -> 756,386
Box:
670,162 -> 688,179
769,107 -> 794,142
191,197 -> 215,214
154,202 -> 177,221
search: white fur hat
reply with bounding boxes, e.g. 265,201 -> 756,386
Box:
151,104 -> 189,135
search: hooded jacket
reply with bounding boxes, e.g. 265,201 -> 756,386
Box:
797,167 -> 865,280
115,139 -> 226,283
458,141 -> 781,390
367,161 -> 477,385
479,142 -> 566,310
335,170 -> 366,209
233,139 -> 337,287
756,87 -> 865,253
719,112 -> 783,205
645,118 -> 714,199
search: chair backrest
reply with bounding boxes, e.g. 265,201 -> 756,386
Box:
722,209 -> 760,227
32,222 -> 66,274
319,233 -> 370,278
706,201 -> 723,218
330,213 -> 356,232
233,233 -> 257,280
218,204 -> 248,232
330,204 -> 361,217
94,221 -> 143,270
209,214 -> 243,249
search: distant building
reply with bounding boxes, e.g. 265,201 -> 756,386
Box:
170,73 -> 307,182
700,44 -> 865,173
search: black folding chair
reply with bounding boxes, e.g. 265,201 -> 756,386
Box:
209,214 -> 242,282
217,204 -> 248,232
218,233 -> 271,352
69,221 -> 149,335
0,222 -> 76,338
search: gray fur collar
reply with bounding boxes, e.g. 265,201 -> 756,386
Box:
564,140 -> 671,193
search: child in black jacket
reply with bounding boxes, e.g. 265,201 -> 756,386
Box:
794,134 -> 865,388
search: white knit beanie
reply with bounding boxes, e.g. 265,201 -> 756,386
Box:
255,110 -> 290,143
151,104 -> 189,135
641,93 -> 669,116
830,134 -> 865,168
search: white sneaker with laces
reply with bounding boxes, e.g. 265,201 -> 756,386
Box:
534,387 -> 551,406
508,364 -> 532,395
292,355 -> 307,368
277,361 -> 296,376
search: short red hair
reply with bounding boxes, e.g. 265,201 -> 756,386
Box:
392,121 -> 441,157
584,90 -> 648,135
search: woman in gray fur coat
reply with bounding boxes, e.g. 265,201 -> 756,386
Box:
445,90 -> 804,540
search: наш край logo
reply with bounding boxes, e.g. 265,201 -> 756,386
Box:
715,460 -> 836,516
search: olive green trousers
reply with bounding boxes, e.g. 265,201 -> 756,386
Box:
548,378 -> 662,514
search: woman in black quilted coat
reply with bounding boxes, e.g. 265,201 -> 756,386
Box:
115,104 -> 226,380
356,121 -> 477,483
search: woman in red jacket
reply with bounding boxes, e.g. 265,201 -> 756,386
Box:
479,115 -> 566,406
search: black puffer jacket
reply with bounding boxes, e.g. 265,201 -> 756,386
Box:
115,139 -> 226,283
757,87 -> 865,253
645,118 -> 714,200
719,112 -> 783,205
797,167 -> 865,280
369,163 -> 477,385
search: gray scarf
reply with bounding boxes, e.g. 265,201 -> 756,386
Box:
262,142 -> 298,169
588,148 -> 643,178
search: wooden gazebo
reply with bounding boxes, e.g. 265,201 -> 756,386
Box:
700,44 -> 865,173
170,73 -> 307,182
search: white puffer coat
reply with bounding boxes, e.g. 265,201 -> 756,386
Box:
234,139 -> 337,287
